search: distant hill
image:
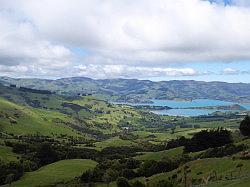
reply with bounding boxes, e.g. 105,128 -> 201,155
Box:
1,76 -> 250,103
182,104 -> 247,110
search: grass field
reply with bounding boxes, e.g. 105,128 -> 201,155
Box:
145,157 -> 250,187
132,128 -> 205,142
134,147 -> 184,161
189,119 -> 241,129
10,159 -> 97,187
94,136 -> 137,150
206,176 -> 250,187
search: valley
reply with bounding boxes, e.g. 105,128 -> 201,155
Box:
1,1 -> 250,187
0,81 -> 249,187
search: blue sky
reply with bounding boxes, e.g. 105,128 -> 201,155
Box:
146,62 -> 250,83
1,0 -> 250,82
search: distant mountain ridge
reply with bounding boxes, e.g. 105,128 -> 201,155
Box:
1,76 -> 250,103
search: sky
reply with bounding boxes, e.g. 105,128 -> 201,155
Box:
1,0 -> 250,82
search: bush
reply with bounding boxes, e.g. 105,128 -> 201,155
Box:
199,144 -> 246,158
132,180 -> 145,187
117,177 -> 131,187
157,180 -> 175,187
36,143 -> 58,165
240,116 -> 250,137
184,128 -> 232,152
0,160 -> 24,185
138,159 -> 178,177
120,169 -> 137,179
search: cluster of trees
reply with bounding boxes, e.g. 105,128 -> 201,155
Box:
184,128 -> 232,152
81,158 -> 179,185
138,111 -> 167,128
166,128 -> 234,153
81,159 -> 141,184
61,102 -> 90,113
137,159 -> 179,177
198,144 -> 246,159
115,178 -> 175,187
0,160 -> 24,185
240,116 -> 250,137
19,87 -> 53,94
166,136 -> 188,149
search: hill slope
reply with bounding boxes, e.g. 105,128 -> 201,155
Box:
0,83 -> 163,138
10,159 -> 97,187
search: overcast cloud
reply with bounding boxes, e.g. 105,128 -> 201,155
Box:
0,0 -> 250,79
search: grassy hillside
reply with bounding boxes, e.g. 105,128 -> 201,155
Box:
0,97 -> 83,137
145,157 -> 250,187
94,136 -> 137,150
134,147 -> 184,161
10,159 -> 97,187
0,84 -> 151,138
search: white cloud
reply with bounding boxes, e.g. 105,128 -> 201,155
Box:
0,6 -> 74,75
0,0 -> 250,78
222,68 -> 239,74
221,67 -> 250,75
74,64 -> 203,79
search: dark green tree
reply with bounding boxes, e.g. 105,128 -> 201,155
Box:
116,177 -> 131,187
239,116 -> 250,137
157,180 -> 175,187
36,143 -> 58,165
81,170 -> 93,183
131,180 -> 145,187
120,169 -> 136,179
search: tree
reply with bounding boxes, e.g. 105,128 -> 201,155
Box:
81,170 -> 93,183
116,177 -> 131,187
240,116 -> 250,137
157,180 -> 175,187
5,174 -> 14,185
102,168 -> 119,185
131,180 -> 145,187
236,163 -> 244,176
36,143 -> 58,165
120,169 -> 136,179
184,128 -> 232,152
171,126 -> 176,134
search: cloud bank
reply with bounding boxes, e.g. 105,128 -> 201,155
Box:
0,0 -> 250,78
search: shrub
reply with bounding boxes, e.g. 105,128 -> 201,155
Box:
240,116 -> 250,137
116,177 -> 131,187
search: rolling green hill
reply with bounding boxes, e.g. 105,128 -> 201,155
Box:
1,76 -> 250,103
10,159 -> 97,187
0,83 -> 166,139
0,80 -> 249,187
144,157 -> 250,187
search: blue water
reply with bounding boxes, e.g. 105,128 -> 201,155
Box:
114,99 -> 250,117
153,108 -> 240,117
151,99 -> 233,108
